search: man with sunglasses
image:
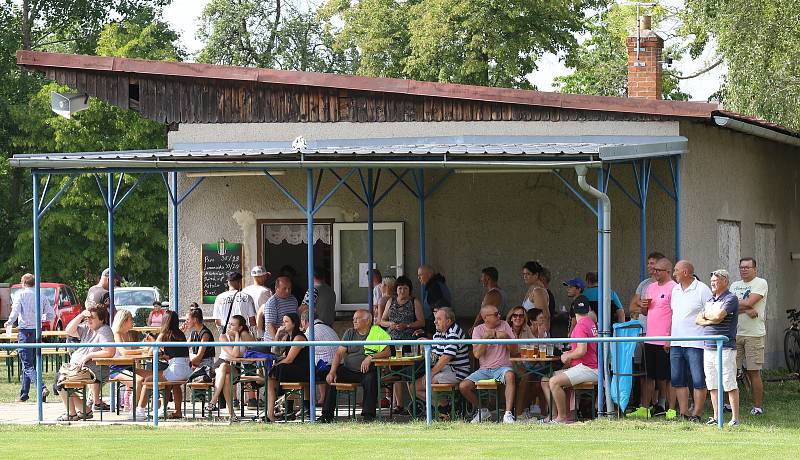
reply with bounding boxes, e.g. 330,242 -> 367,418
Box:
729,257 -> 768,416
639,258 -> 677,417
460,304 -> 517,423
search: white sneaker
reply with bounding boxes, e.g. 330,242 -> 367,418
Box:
750,407 -> 763,416
130,408 -> 146,420
502,411 -> 515,424
470,408 -> 492,423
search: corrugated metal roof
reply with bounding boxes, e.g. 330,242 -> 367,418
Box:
10,135 -> 688,170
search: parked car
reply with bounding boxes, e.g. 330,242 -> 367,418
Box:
9,282 -> 83,331
114,287 -> 162,326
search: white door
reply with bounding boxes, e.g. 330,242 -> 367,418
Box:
333,222 -> 404,311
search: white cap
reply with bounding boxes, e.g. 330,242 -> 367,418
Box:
251,266 -> 270,277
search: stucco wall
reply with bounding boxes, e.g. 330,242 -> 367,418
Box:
168,120 -> 679,326
680,121 -> 800,368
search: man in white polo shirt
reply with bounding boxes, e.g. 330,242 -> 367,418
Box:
670,260 -> 712,422
730,257 -> 768,416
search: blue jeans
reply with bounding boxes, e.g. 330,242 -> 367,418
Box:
670,346 -> 706,389
17,329 -> 42,400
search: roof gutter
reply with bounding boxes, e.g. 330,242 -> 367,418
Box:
713,116 -> 800,148
10,157 -> 603,172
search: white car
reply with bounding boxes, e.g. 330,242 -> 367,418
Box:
114,287 -> 162,326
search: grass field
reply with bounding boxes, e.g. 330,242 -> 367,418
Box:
1,361 -> 799,458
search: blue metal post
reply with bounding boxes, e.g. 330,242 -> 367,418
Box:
367,169 -> 375,312
596,169 -> 606,415
107,174 -> 117,411
306,169 -> 317,422
32,173 -> 44,423
674,157 -> 681,261
424,344 -> 432,425
717,340 -> 724,429
417,169 -> 426,265
152,346 -> 159,427
171,172 -> 179,312
638,160 -> 650,280
107,174 -> 115,320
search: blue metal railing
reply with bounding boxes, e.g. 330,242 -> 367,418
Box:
1,335 -> 728,429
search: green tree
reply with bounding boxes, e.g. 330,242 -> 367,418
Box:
2,5 -> 181,291
681,0 -> 800,129
323,0 -> 603,88
554,3 -> 690,100
196,0 -> 356,73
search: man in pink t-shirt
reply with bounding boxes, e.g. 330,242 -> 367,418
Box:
459,304 -> 517,423
639,258 -> 677,416
540,295 -> 598,423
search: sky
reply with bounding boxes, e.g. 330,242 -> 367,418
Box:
163,0 -> 724,102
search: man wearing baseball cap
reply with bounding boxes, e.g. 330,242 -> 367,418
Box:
244,265 -> 272,336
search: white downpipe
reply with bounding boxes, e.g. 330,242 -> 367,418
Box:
575,165 -> 613,415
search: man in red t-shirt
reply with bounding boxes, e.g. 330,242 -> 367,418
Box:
540,296 -> 597,423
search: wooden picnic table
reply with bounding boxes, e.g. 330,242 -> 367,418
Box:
131,326 -> 160,334
373,355 -> 424,420
227,356 -> 269,419
94,353 -> 151,421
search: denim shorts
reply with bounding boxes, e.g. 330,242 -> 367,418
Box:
466,367 -> 513,384
670,346 -> 706,389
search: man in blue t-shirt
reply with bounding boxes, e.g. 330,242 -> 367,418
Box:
696,269 -> 740,426
582,272 -> 625,323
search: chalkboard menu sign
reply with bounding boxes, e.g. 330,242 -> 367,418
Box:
202,242 -> 243,304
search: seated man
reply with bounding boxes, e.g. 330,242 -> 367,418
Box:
459,304 -> 517,423
320,309 -> 391,422
414,307 -> 470,416
56,304 -> 115,421
540,296 -> 598,423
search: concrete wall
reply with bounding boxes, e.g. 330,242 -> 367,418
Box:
680,121 -> 800,368
167,120 -> 678,325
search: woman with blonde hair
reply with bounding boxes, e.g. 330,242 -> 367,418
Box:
374,275 -> 397,323
111,309 -> 147,414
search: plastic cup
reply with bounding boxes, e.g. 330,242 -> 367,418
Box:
546,344 -> 554,357
395,346 -> 403,358
538,347 -> 547,359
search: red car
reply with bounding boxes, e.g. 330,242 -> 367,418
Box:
9,282 -> 83,331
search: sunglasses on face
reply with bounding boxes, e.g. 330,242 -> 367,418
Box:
510,313 -> 525,319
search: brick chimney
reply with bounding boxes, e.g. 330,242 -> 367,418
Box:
626,15 -> 663,100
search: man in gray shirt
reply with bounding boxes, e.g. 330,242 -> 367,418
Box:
320,309 -> 390,422
300,267 -> 336,327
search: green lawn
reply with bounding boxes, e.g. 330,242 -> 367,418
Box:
2,360 -> 798,458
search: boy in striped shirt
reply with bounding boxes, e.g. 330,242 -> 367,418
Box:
414,307 -> 469,415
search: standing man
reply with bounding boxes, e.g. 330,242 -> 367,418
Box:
480,267 -> 507,313
670,260 -> 712,421
213,272 -> 257,331
261,275 -> 299,340
562,277 -> 585,333
696,269 -> 740,426
629,251 -> 666,327
300,267 -> 336,327
730,257 -> 768,416
417,264 -> 452,334
243,265 -> 272,337
638,258 -> 677,417
583,272 -> 626,324
4,273 -> 54,402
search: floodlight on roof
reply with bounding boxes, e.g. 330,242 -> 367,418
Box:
50,91 -> 89,119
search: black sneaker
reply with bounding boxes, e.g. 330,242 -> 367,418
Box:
683,415 -> 701,423
651,404 -> 666,417
706,417 -> 718,425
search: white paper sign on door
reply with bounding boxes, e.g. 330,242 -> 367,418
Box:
358,262 -> 376,287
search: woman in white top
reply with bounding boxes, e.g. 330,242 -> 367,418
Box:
208,314 -> 254,422
521,261 -> 551,334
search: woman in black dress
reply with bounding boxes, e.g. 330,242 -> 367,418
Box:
266,312 -> 310,421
